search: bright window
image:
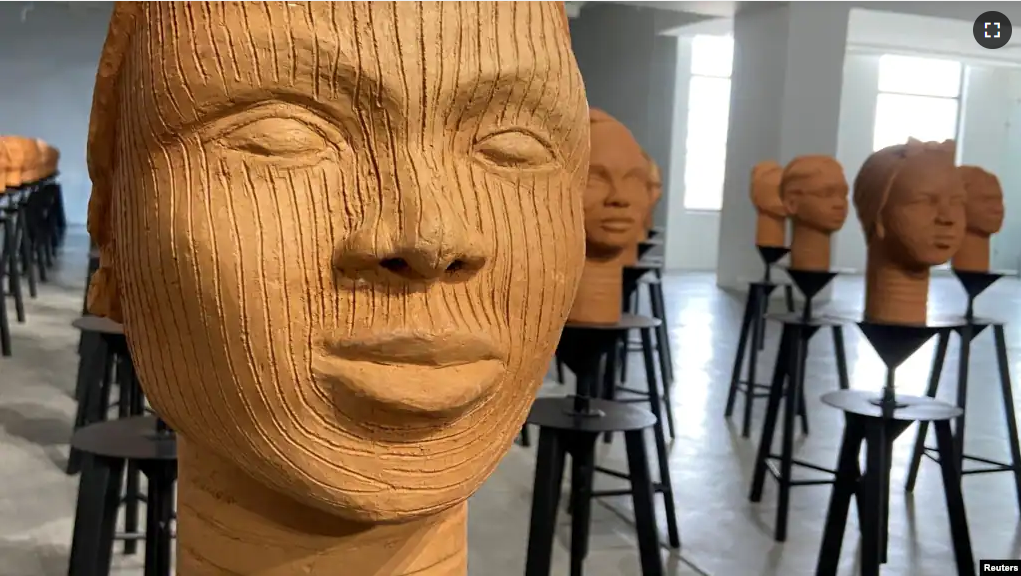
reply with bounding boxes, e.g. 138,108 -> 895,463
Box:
683,35 -> 734,211
872,55 -> 962,152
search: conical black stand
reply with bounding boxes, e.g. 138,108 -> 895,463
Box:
815,321 -> 975,576
523,320 -> 676,576
637,237 -> 664,261
903,269 -> 1021,516
757,245 -> 789,283
748,268 -> 850,541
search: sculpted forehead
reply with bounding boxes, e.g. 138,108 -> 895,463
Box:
589,122 -> 644,173
128,1 -> 578,133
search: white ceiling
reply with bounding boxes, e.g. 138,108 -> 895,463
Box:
664,7 -> 1021,68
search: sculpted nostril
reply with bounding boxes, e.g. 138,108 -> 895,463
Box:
446,260 -> 464,273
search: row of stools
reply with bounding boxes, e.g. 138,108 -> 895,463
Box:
66,249 -> 177,576
521,231 -> 681,576
0,178 -> 68,356
725,248 -> 1018,575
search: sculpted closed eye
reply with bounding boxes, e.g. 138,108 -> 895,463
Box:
473,129 -> 558,169
218,117 -> 328,159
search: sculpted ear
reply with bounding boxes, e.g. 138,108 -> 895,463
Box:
782,194 -> 797,216
874,219 -> 886,241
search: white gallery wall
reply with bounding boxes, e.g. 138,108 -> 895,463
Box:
664,9 -> 1021,274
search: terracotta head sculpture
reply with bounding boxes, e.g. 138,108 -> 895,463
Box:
35,140 -> 59,179
643,153 -> 663,234
0,136 -> 41,187
952,165 -> 1004,272
86,2 -> 587,574
780,155 -> 848,270
854,138 -> 965,324
570,108 -> 647,323
750,160 -> 786,247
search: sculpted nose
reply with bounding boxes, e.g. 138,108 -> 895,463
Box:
334,221 -> 490,284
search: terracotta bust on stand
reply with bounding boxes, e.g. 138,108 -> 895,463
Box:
854,138 -> 965,324
780,155 -> 848,270
952,165 -> 1004,272
570,108 -> 647,323
85,3 -> 588,575
0,136 -> 41,187
750,160 -> 786,248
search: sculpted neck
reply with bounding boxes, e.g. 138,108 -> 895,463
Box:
568,252 -> 623,324
789,222 -> 831,271
951,231 -> 991,272
175,438 -> 467,576
864,245 -> 930,325
755,213 -> 786,248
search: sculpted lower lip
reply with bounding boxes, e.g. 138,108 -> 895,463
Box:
313,333 -> 506,416
601,219 -> 634,232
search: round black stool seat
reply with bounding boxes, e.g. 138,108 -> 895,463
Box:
73,314 -> 124,336
526,396 -> 656,432
70,415 -> 176,460
821,389 -> 962,421
524,397 -> 665,576
565,312 -> 661,332
68,416 -> 177,576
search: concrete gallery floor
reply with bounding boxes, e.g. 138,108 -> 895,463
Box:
2,229 -> 1020,575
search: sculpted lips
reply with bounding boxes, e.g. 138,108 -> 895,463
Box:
600,216 -> 635,233
312,332 -> 507,416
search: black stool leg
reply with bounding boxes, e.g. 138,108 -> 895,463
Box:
16,207 -> 37,299
784,285 -> 795,313
67,455 -> 126,576
640,327 -> 680,548
4,214 -> 25,323
624,429 -> 664,576
649,281 -> 674,386
119,354 -> 143,555
742,285 -> 767,438
143,462 -> 177,576
775,324 -> 809,542
749,326 -> 790,503
0,272 -> 10,357
556,358 -> 566,385
641,327 -> 675,440
933,420 -> 976,576
815,419 -> 864,576
994,325 -> 1021,516
858,424 -> 889,574
953,324 -> 974,472
832,326 -> 850,391
525,429 -> 567,576
519,424 -> 532,447
569,435 -> 596,575
905,331 -> 949,492
725,288 -> 757,419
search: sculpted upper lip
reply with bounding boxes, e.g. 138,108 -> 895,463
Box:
321,332 -> 505,366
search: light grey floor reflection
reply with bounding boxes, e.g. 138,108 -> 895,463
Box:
2,234 -> 1020,575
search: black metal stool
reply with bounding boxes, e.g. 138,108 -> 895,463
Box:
817,321 -> 975,576
557,317 -> 680,549
525,396 -> 663,576
905,271 -> 1021,513
68,315 -> 146,556
615,265 -> 675,440
68,416 -> 177,576
621,260 -> 675,391
748,312 -> 850,541
725,246 -> 796,437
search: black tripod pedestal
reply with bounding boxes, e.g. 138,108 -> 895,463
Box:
725,246 -> 795,437
748,310 -> 849,542
551,318 -> 681,551
816,321 -> 975,576
68,416 -> 177,576
904,271 -> 1021,514
524,398 -> 663,576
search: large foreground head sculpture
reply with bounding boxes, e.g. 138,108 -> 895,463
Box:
854,138 -> 965,324
952,165 -> 1004,272
569,108 -> 646,323
87,2 -> 587,574
750,160 -> 786,247
780,155 -> 848,270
